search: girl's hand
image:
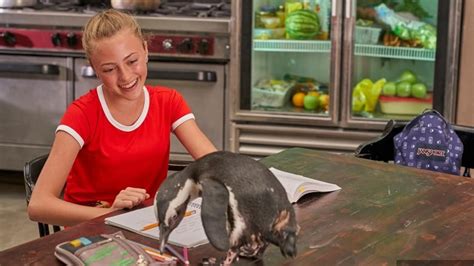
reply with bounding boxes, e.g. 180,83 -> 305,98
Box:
111,187 -> 150,209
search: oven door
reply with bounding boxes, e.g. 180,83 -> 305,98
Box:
0,55 -> 70,170
147,62 -> 225,162
74,59 -> 225,162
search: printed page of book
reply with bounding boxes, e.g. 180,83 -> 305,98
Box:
270,167 -> 341,202
105,198 -> 208,248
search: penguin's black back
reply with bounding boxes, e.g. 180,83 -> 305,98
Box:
187,151 -> 293,233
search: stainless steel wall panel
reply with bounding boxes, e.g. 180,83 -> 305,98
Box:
232,123 -> 380,157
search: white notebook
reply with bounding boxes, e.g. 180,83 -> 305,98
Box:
104,198 -> 208,248
270,167 -> 341,203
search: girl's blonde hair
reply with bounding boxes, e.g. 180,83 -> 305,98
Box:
82,9 -> 145,58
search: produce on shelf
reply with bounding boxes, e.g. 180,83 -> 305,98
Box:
252,79 -> 295,108
382,81 -> 397,96
396,81 -> 412,97
291,89 -> 329,111
254,28 -> 286,40
319,94 -> 329,111
382,32 -> 423,47
303,93 -> 319,110
375,3 -> 436,49
286,9 -> 320,40
286,74 -> 329,111
381,70 -> 429,99
397,69 -> 417,83
254,5 -> 286,40
352,78 -> 386,113
285,0 -> 303,16
292,92 -> 306,107
411,82 -> 427,98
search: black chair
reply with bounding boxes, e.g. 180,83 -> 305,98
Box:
355,120 -> 474,177
24,154 -> 189,237
23,154 -> 61,237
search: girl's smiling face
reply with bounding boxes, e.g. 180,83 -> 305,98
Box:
89,28 -> 148,101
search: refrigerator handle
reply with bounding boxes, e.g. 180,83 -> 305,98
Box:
331,0 -> 336,17
345,0 -> 352,18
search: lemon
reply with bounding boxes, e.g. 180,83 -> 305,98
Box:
292,92 -> 306,107
319,94 -> 329,110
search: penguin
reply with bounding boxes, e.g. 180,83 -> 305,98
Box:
155,151 -> 299,264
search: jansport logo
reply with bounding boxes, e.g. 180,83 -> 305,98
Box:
415,144 -> 447,161
416,148 -> 446,157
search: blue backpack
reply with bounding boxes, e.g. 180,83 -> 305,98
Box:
394,110 -> 464,175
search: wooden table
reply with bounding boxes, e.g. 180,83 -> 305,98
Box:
1,148 -> 474,265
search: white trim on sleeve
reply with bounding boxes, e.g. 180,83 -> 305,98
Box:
56,125 -> 85,148
172,113 -> 195,131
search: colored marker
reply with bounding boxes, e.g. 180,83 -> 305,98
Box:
183,247 -> 189,265
165,244 -> 187,265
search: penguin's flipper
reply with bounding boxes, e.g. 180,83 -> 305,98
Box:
200,178 -> 230,251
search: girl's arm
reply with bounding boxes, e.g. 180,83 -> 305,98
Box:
174,119 -> 217,160
28,131 -> 117,226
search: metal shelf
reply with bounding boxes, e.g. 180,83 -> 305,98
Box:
253,40 -> 331,53
354,44 -> 436,61
253,40 -> 435,61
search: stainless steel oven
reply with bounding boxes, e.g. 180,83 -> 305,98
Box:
0,54 -> 73,170
0,0 -> 231,171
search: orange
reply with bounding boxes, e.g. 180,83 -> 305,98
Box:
292,92 -> 306,107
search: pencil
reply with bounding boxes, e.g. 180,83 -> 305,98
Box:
165,244 -> 187,265
141,222 -> 159,231
183,247 -> 189,265
141,210 -> 194,231
126,239 -> 178,262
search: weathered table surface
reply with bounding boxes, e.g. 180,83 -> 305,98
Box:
1,147 -> 473,265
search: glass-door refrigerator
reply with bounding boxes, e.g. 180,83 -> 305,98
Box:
341,0 -> 462,129
230,0 -> 462,157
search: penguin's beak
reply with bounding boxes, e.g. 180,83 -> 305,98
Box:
159,223 -> 171,254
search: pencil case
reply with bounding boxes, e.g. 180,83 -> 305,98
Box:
54,231 -> 173,265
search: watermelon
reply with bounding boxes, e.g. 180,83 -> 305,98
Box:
286,9 -> 320,40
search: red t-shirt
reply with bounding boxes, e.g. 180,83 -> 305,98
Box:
56,85 -> 194,206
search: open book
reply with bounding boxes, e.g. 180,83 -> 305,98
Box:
270,167 -> 341,203
104,198 -> 208,248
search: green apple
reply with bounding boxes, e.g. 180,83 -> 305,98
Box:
396,81 -> 412,97
303,95 -> 319,110
411,82 -> 427,98
382,81 -> 397,96
398,70 -> 417,84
